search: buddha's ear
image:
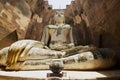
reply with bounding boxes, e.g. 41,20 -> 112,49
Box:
55,11 -> 57,15
55,10 -> 59,15
54,20 -> 56,24
63,21 -> 65,24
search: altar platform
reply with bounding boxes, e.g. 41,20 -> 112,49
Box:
0,70 -> 120,80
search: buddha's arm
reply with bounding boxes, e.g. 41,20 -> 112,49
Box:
70,27 -> 74,43
41,26 -> 50,46
67,27 -> 74,47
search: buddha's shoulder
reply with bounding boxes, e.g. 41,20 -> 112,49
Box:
46,24 -> 71,29
47,25 -> 57,29
63,24 -> 71,28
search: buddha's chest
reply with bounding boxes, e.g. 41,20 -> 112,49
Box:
49,27 -> 70,37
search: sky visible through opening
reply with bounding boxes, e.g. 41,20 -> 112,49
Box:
48,0 -> 72,9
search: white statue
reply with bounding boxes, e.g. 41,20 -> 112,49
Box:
0,10 -> 116,71
41,10 -> 74,50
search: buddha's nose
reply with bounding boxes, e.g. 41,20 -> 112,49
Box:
58,14 -> 61,17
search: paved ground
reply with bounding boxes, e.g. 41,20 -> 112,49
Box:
0,70 -> 120,80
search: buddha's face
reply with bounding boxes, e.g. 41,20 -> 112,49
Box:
54,10 -> 65,24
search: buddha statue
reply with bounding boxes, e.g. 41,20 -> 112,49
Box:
41,10 -> 74,50
0,10 -> 116,71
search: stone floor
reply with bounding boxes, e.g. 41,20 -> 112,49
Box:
0,70 -> 120,80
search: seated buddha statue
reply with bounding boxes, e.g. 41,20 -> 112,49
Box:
41,10 -> 74,50
0,10 -> 116,71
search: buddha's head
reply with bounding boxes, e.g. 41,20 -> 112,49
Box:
54,10 -> 65,24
